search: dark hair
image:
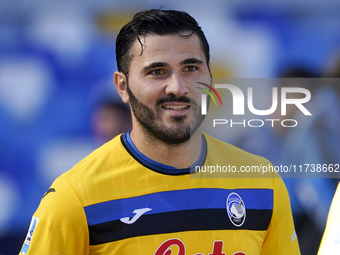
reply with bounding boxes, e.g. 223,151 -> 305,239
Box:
116,9 -> 210,77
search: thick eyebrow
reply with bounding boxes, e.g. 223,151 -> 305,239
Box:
180,58 -> 204,66
142,62 -> 169,73
142,58 -> 204,73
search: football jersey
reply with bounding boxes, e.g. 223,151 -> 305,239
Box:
19,131 -> 300,255
318,182 -> 340,254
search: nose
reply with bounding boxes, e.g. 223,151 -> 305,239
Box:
165,73 -> 189,97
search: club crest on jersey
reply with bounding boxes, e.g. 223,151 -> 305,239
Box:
226,192 -> 246,227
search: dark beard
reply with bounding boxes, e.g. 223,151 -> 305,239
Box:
126,83 -> 205,145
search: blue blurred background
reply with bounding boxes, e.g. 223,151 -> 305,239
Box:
0,0 -> 339,254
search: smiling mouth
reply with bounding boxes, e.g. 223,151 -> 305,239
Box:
162,105 -> 190,111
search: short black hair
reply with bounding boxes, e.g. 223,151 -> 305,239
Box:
116,9 -> 210,78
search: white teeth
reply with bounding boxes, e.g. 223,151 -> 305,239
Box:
163,105 -> 188,110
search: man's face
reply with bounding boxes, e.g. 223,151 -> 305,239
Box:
126,33 -> 211,145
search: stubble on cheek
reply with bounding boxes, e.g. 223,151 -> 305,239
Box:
126,84 -> 204,145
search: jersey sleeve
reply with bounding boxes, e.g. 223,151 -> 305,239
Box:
262,176 -> 301,254
318,182 -> 340,255
18,177 -> 89,255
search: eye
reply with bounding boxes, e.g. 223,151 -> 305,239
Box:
185,66 -> 198,72
150,69 -> 165,75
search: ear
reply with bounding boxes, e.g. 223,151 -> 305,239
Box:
113,71 -> 130,103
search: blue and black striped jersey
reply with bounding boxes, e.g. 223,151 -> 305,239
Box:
20,132 -> 300,255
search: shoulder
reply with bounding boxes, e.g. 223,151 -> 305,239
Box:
60,134 -> 127,181
52,134 -> 134,206
201,132 -> 280,186
203,132 -> 271,165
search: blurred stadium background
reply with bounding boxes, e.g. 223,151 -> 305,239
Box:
0,0 -> 339,254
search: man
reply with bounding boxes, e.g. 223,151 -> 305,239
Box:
318,60 -> 340,254
318,182 -> 340,254
19,9 -> 300,254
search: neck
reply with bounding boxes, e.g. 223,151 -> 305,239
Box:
130,126 -> 202,169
